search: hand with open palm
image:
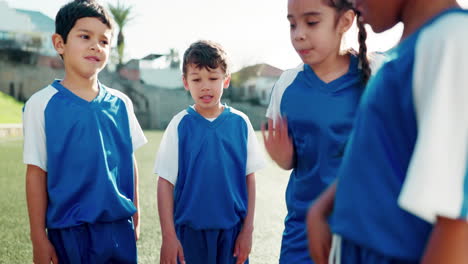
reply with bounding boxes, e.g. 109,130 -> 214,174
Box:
261,117 -> 294,170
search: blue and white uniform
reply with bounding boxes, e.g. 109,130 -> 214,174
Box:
267,54 -> 365,264
155,105 -> 265,264
23,80 -> 147,262
330,9 -> 468,263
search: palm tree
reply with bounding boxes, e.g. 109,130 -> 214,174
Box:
108,1 -> 133,67
167,48 -> 180,69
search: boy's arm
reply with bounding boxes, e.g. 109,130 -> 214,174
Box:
157,177 -> 185,264
307,181 -> 336,264
422,216 -> 468,264
421,217 -> 468,264
133,157 -> 140,241
234,173 -> 256,264
243,173 -> 256,234
26,165 -> 58,264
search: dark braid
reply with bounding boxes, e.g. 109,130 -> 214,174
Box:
326,0 -> 371,85
356,13 -> 371,84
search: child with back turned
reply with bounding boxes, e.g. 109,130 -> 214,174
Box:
307,0 -> 468,263
155,40 -> 266,264
23,0 -> 147,263
261,0 -> 372,263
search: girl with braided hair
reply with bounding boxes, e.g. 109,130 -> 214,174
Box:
261,0 -> 373,263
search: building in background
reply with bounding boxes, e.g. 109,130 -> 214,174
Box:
0,1 -> 55,56
231,63 -> 283,105
119,53 -> 184,89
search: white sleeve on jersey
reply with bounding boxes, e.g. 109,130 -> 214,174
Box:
106,88 -> 147,151
399,13 -> 468,223
125,98 -> 147,151
154,110 -> 188,185
22,86 -> 57,172
245,115 -> 267,175
265,65 -> 303,125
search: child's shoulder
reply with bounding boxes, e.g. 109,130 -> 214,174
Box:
25,84 -> 59,110
416,9 -> 468,47
166,108 -> 191,129
272,63 -> 305,92
229,106 -> 249,121
411,9 -> 468,62
227,106 -> 255,129
104,85 -> 132,104
173,108 -> 191,120
433,8 -> 468,26
280,64 -> 304,80
426,9 -> 468,34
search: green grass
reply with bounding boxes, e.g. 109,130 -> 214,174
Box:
0,92 -> 23,124
0,137 -> 31,261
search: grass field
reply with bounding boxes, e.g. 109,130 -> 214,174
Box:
0,92 -> 23,124
0,131 -> 289,263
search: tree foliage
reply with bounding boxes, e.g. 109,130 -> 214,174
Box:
108,1 -> 133,67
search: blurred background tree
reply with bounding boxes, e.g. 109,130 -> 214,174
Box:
108,1 -> 133,68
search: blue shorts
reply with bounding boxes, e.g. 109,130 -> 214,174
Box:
48,218 -> 137,264
176,223 -> 249,264
279,219 -> 314,264
330,235 -> 418,264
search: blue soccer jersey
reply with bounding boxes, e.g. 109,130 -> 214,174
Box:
331,9 -> 468,261
154,105 -> 265,230
266,54 -> 365,263
23,80 -> 147,228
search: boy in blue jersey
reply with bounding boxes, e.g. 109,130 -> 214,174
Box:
23,0 -> 147,263
155,40 -> 266,264
307,0 -> 468,263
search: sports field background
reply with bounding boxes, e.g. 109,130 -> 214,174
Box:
0,92 -> 23,124
0,131 -> 290,263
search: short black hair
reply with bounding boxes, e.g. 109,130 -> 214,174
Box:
182,40 -> 230,77
55,0 -> 114,43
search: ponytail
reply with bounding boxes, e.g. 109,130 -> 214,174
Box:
326,0 -> 371,85
356,13 -> 371,85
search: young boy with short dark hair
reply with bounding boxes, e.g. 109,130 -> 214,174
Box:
23,0 -> 147,263
155,40 -> 266,264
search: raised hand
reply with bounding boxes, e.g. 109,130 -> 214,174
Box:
261,117 -> 294,170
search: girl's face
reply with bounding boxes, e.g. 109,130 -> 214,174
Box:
287,0 -> 354,66
351,0 -> 405,33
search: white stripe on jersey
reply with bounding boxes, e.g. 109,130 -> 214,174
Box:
399,13 -> 468,223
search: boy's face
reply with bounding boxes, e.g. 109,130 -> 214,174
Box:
53,17 -> 112,79
352,0 -> 404,33
183,64 -> 230,118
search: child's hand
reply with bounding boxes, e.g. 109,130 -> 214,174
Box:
306,204 -> 332,264
261,117 -> 294,170
233,226 -> 253,264
32,237 -> 58,264
160,235 -> 185,264
133,211 -> 140,241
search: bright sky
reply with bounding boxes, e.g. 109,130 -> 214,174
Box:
5,0 -> 468,71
